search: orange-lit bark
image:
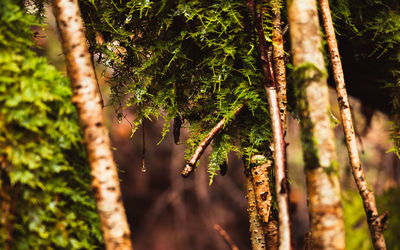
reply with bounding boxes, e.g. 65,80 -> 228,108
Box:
246,175 -> 267,250
319,1 -> 387,248
250,155 -> 273,233
53,0 -> 133,249
271,0 -> 288,134
287,0 -> 345,248
246,1 -> 291,248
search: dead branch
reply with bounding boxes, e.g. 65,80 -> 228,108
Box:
181,104 -> 245,177
319,0 -> 387,249
213,224 -> 240,250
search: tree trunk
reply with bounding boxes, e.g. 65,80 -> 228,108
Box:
250,155 -> 273,234
319,0 -> 387,249
246,1 -> 292,248
52,1 -> 133,249
246,174 -> 267,250
287,0 -> 345,248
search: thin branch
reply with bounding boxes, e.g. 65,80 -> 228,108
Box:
247,0 -> 292,248
181,104 -> 245,177
213,224 -> 240,250
142,120 -> 147,173
319,0 -> 387,249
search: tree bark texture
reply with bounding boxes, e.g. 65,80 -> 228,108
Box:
319,1 -> 387,249
265,216 -> 279,250
246,174 -> 267,250
250,155 -> 273,234
271,0 -> 288,134
287,0 -> 345,249
52,1 -> 133,249
246,1 -> 292,248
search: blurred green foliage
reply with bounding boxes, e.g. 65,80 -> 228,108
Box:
378,188 -> 400,250
0,0 -> 103,248
342,191 -> 372,250
343,189 -> 400,250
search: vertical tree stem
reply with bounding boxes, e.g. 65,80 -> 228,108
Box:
265,88 -> 291,250
246,174 -> 267,250
271,0 -> 288,133
52,1 -> 133,249
319,0 -> 387,249
287,0 -> 345,248
247,0 -> 292,248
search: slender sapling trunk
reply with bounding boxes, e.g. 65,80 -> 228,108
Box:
319,0 -> 387,248
53,0 -> 133,249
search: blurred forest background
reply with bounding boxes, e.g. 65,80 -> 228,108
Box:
30,5 -> 400,250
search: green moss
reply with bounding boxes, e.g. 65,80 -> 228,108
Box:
0,1 -> 103,248
250,154 -> 269,166
324,159 -> 340,176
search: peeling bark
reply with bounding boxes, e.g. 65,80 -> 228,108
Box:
287,0 -> 345,248
250,155 -> 273,234
246,174 -> 267,250
265,215 -> 279,250
319,0 -> 387,249
246,1 -> 292,248
52,1 -> 133,249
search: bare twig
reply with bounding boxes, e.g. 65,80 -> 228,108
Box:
319,0 -> 387,249
213,224 -> 240,250
142,120 -> 147,173
181,104 -> 245,177
247,0 -> 292,248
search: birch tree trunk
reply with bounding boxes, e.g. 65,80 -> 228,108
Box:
52,0 -> 133,249
287,0 -> 345,248
319,0 -> 387,249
